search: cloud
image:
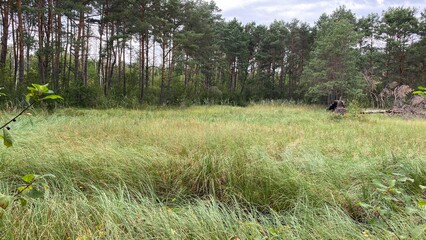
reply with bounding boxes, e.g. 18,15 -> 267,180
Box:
214,0 -> 426,25
213,0 -> 266,12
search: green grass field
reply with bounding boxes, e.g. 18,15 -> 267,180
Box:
1,104 -> 425,239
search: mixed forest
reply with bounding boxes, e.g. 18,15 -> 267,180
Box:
1,1 -> 426,239
0,0 -> 425,107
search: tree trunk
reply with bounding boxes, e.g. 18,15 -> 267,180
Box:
271,59 -> 276,89
53,1 -> 61,91
0,0 -> 10,69
38,0 -> 45,84
159,36 -> 167,105
151,36 -> 155,86
184,54 -> 189,87
107,23 -> 116,92
103,17 -> 109,96
235,62 -> 239,91
46,0 -> 53,81
122,36 -> 126,97
279,61 -> 286,97
228,60 -> 233,92
11,11 -> 18,85
167,38 -> 174,93
26,39 -> 30,74
63,17 -> 70,89
139,34 -> 145,103
117,39 -> 122,86
67,17 -> 74,84
74,9 -> 84,82
240,68 -> 249,95
145,31 -> 149,88
97,3 -> 105,88
83,23 -> 89,85
17,0 -> 25,85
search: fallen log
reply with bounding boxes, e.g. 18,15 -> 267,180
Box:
360,110 -> 389,114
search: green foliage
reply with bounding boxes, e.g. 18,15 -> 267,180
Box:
1,128 -> 13,148
359,170 -> 426,239
25,84 -> 63,103
63,84 -> 101,108
302,8 -> 364,103
16,174 -> 56,207
379,7 -> 420,85
0,87 -> 6,97
2,2 -> 426,107
0,83 -> 62,147
0,173 -> 56,217
0,194 -> 13,210
413,86 -> 426,97
0,84 -> 61,219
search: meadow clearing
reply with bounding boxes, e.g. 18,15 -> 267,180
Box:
0,103 -> 425,239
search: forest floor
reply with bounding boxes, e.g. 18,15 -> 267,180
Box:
0,103 -> 425,239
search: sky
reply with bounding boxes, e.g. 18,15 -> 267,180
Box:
213,0 -> 426,25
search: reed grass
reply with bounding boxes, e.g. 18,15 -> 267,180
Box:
0,103 -> 425,239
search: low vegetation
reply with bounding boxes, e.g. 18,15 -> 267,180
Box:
0,103 -> 425,239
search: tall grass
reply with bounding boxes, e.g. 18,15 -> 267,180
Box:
0,104 -> 425,239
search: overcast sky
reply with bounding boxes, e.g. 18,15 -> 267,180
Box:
213,0 -> 426,25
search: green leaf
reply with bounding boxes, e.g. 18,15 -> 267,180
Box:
419,200 -> 426,208
0,194 -> 13,209
26,93 -> 34,102
31,83 -> 41,89
18,185 -> 32,192
27,86 -> 37,92
18,197 -> 27,207
413,90 -> 426,96
26,188 -> 45,199
22,174 -> 35,183
420,185 -> 426,190
41,95 -> 64,101
40,84 -> 49,93
3,128 -> 13,148
30,83 -> 49,94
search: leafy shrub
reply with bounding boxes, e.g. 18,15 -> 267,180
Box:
63,83 -> 101,108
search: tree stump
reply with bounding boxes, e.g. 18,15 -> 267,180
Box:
327,98 -> 346,114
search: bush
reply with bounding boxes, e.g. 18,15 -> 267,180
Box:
62,84 -> 102,108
